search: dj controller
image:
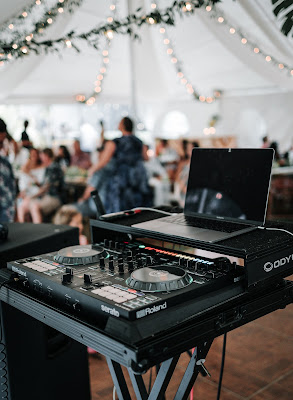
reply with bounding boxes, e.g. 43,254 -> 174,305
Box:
7,241 -> 244,323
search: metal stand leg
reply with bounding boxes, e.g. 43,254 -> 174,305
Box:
106,357 -> 131,400
127,369 -> 148,400
174,341 -> 213,400
147,356 -> 180,400
107,342 -> 212,400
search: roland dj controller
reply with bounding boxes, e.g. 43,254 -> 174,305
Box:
7,241 -> 244,323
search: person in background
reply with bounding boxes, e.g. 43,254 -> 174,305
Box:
18,148 -> 64,223
53,205 -> 88,245
17,148 -> 45,221
87,117 -> 152,213
156,138 -> 180,186
144,145 -> 170,206
261,136 -> 270,149
71,139 -> 92,170
173,141 -> 199,207
21,120 -> 32,149
55,145 -> 71,170
0,118 -> 16,221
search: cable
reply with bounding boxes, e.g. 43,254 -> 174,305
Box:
216,333 -> 227,400
0,278 -> 17,291
258,226 -> 293,237
132,207 -> 177,216
112,386 -> 116,400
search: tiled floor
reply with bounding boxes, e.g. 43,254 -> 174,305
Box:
88,301 -> 293,400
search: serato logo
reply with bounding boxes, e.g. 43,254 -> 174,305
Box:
264,254 -> 293,273
73,248 -> 90,254
149,270 -> 168,278
136,302 -> 167,319
101,304 -> 120,317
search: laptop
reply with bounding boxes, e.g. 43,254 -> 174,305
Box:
132,148 -> 274,243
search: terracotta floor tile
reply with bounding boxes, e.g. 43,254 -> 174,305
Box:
88,303 -> 293,399
248,370 -> 293,400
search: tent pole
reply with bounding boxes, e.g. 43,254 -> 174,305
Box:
127,0 -> 137,122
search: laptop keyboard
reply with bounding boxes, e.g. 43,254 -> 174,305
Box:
161,214 -> 252,233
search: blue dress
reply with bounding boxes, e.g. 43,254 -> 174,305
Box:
103,135 -> 152,213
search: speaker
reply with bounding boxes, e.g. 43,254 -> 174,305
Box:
0,223 -> 90,400
0,222 -> 79,268
1,304 -> 91,400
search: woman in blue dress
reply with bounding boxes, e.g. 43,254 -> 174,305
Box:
88,117 -> 152,213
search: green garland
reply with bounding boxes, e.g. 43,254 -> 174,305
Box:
0,1 -> 220,62
0,0 -> 84,59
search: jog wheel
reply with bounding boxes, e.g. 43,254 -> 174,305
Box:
126,265 -> 193,292
54,245 -> 107,265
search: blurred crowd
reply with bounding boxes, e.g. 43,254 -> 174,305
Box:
0,117 -> 201,242
1,117 -> 291,242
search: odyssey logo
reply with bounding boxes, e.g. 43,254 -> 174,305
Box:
101,305 -> 120,317
136,302 -> 167,319
264,254 -> 293,273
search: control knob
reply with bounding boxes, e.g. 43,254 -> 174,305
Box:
62,274 -> 72,285
128,261 -> 134,272
84,274 -> 92,284
109,260 -> 114,272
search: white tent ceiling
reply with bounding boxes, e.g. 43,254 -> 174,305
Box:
0,0 -> 293,105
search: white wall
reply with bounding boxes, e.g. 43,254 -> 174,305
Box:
149,91 -> 293,154
218,91 -> 293,152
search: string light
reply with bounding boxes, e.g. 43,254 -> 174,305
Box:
0,0 -> 83,66
76,1 -> 117,105
148,17 -> 155,24
206,4 -> 293,77
105,30 -> 114,40
152,1 -> 218,103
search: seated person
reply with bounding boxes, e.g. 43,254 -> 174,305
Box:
17,148 -> 45,221
18,148 -> 64,223
53,205 -> 88,245
55,145 -> 71,170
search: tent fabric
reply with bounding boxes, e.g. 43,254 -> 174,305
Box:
0,0 -> 292,103
0,0 -> 292,152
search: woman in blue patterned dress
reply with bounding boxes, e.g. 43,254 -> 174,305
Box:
88,117 -> 152,213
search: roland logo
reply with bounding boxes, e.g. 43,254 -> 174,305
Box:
136,302 -> 167,319
101,304 -> 120,317
264,254 -> 293,273
11,266 -> 27,277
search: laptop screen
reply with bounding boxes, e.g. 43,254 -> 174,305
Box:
184,148 -> 274,225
